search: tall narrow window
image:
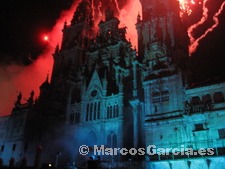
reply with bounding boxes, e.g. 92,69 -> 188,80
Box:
12,144 -> 16,152
1,145 -> 4,152
110,106 -> 112,118
94,103 -> 97,120
97,102 -> 100,119
70,113 -> 74,124
107,107 -> 110,119
113,105 -> 116,118
75,112 -> 80,124
86,104 -> 89,121
107,135 -> 111,147
90,103 -> 93,121
154,105 -> 157,113
115,105 -> 119,117
24,143 -> 28,151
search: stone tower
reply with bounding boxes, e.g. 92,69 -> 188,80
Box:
136,0 -> 188,166
50,0 -> 94,117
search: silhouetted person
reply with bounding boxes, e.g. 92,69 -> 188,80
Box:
0,158 -> 3,168
9,157 -> 15,169
20,157 -> 27,169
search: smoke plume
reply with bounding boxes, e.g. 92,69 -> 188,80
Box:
0,0 -> 141,116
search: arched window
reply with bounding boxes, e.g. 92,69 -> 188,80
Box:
115,105 -> 119,117
202,94 -> 212,104
214,92 -> 225,103
75,112 -> 80,123
110,106 -> 112,118
70,113 -> 74,124
107,107 -> 110,119
191,96 -> 201,105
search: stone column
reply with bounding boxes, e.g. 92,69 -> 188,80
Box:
129,99 -> 140,148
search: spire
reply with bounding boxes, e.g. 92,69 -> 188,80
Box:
46,73 -> 49,83
102,69 -> 108,90
55,44 -> 59,54
137,12 -> 141,23
63,20 -> 67,29
27,90 -> 34,105
15,92 -> 22,106
40,74 -> 50,90
82,77 -> 87,94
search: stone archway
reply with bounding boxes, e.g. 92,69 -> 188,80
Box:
85,130 -> 98,146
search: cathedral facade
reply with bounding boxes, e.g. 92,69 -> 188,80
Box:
1,0 -> 225,169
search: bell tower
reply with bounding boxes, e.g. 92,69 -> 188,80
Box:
138,0 -> 188,117
49,0 -> 94,117
136,0 -> 187,63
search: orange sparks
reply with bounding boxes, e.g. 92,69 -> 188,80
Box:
188,0 -> 209,45
178,0 -> 195,17
188,1 -> 225,55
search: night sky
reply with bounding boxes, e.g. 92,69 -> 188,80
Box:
0,0 -> 225,116
0,0 -> 75,116
0,0 -> 225,78
0,0 -> 74,64
188,0 -> 225,82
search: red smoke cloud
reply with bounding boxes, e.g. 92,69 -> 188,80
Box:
119,0 -> 141,49
0,1 -> 80,116
0,0 -> 141,117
